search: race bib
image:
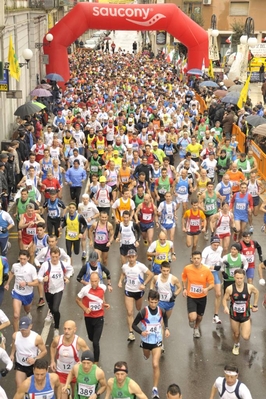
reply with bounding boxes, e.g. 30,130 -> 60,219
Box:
206,203 -> 215,211
15,283 -> 25,291
245,255 -> 254,263
229,268 -> 237,277
90,302 -> 102,311
95,232 -> 106,242
49,210 -> 57,217
78,384 -> 95,397
159,292 -> 171,301
190,284 -> 203,294
143,213 -> 152,221
51,273 -> 62,279
128,276 -> 138,286
146,323 -> 161,334
26,227 -> 36,235
236,203 -> 246,210
190,220 -> 200,226
156,254 -> 167,261
233,303 -> 246,313
68,231 -> 77,238
91,166 -> 98,172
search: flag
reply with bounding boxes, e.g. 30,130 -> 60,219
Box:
208,59 -> 214,79
237,73 -> 251,109
226,35 -> 231,44
8,36 -> 20,81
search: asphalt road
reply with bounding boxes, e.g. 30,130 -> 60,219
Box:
1,183 -> 266,398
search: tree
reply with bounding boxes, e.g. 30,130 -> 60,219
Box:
231,19 -> 245,51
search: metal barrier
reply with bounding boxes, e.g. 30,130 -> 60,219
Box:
232,123 -> 266,180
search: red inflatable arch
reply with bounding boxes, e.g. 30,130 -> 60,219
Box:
44,3 -> 208,82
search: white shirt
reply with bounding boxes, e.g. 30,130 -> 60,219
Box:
202,245 -> 223,268
68,154 -> 87,168
34,246 -> 70,267
214,377 -> 252,399
0,309 -> 9,325
38,261 -> 73,294
78,202 -> 99,225
122,262 -> 148,292
22,161 -> 40,176
11,262 -> 37,295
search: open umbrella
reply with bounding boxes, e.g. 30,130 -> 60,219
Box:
36,83 -> 52,90
253,124 -> 266,136
223,79 -> 235,87
14,102 -> 42,117
228,84 -> 244,92
199,80 -> 219,88
30,88 -> 52,97
246,115 -> 266,127
45,73 -> 64,81
32,101 -> 46,109
187,68 -> 203,75
221,93 -> 240,104
213,90 -> 227,98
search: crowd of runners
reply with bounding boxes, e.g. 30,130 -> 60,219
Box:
0,45 -> 263,398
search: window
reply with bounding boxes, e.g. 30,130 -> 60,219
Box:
230,2 -> 249,16
183,2 -> 202,17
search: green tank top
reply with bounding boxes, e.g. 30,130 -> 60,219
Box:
237,159 -> 248,175
225,253 -> 242,281
75,364 -> 99,399
90,157 -> 102,176
217,157 -> 228,175
112,377 -> 135,399
157,177 -> 170,195
17,198 -> 30,220
134,194 -> 144,208
204,191 -> 217,215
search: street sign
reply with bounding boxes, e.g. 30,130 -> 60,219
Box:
0,69 -> 9,92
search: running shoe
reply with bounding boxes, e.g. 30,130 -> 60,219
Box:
128,332 -> 135,341
45,310 -> 53,322
37,298 -> 45,308
161,344 -> 165,353
232,344 -> 240,355
213,315 -> 222,324
249,226 -> 254,234
261,225 -> 265,232
204,233 -> 209,241
54,329 -> 59,337
152,388 -> 160,399
81,251 -> 87,260
193,328 -> 201,338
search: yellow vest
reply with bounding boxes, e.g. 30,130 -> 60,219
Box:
66,213 -> 79,241
116,198 -> 131,222
154,241 -> 171,264
96,137 -> 105,155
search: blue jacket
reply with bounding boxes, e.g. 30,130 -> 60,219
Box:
65,167 -> 86,187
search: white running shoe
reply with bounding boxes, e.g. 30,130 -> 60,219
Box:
45,310 -> 53,322
213,315 -> 222,324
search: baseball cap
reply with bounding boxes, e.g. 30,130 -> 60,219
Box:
19,316 -> 32,330
25,179 -> 32,186
99,176 -> 106,183
81,350 -> 94,362
89,251 -> 99,262
113,150 -> 119,155
127,249 -> 137,256
128,118 -> 133,123
82,193 -> 90,199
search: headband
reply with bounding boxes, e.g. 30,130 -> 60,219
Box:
114,367 -> 128,374
224,371 -> 238,376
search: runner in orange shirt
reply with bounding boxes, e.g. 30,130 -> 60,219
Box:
182,251 -> 214,338
226,162 -> 245,194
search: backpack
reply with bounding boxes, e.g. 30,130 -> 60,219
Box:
219,378 -> 242,399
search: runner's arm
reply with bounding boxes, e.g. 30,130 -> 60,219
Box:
132,309 -> 146,334
129,380 -> 148,399
13,379 -> 31,399
209,384 -> 218,399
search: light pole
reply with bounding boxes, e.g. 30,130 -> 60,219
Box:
4,48 -> 33,70
208,14 -> 219,63
35,33 -> 53,84
239,17 -> 257,82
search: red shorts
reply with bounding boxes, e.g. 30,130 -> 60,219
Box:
57,371 -> 76,384
216,232 -> 231,239
21,236 -> 34,246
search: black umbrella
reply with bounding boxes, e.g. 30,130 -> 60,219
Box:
246,115 -> 266,127
14,102 -> 42,117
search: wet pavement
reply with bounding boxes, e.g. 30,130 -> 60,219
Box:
2,184 -> 266,398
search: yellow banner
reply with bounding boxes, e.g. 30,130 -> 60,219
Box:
8,35 -> 21,81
